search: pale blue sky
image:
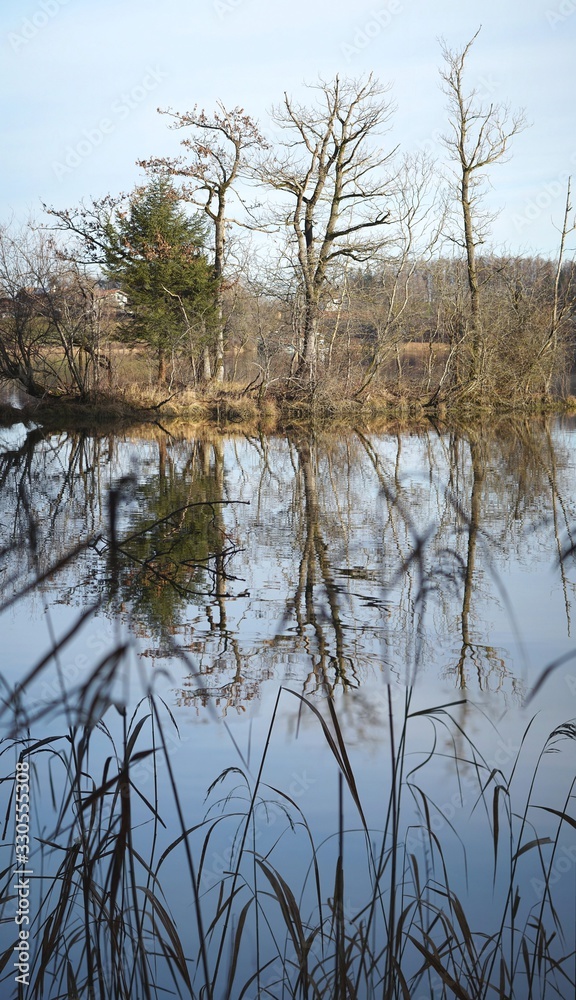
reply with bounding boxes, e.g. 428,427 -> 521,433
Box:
1,0 -> 574,255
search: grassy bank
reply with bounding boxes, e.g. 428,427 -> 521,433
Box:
2,380 -> 575,437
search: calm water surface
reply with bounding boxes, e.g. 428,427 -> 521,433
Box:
1,417 -> 576,998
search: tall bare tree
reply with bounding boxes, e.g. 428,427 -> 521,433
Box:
258,74 -> 398,385
140,104 -> 268,382
439,29 -> 527,386
541,177 -> 576,390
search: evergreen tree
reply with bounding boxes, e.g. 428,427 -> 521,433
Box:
105,177 -> 217,381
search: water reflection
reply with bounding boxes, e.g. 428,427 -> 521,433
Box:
1,417 -> 575,711
1,417 -> 576,999
105,437 -> 235,645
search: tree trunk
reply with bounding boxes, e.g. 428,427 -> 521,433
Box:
455,436 -> 485,687
213,438 -> 226,629
461,172 -> 482,383
213,215 -> 226,383
214,318 -> 225,383
202,344 -> 212,382
297,296 -> 320,383
544,178 -> 572,393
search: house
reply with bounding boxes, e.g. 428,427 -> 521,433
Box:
94,288 -> 129,311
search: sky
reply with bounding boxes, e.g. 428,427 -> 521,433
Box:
0,0 -> 575,257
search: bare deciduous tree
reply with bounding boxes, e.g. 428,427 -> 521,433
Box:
258,74 -> 398,385
542,177 -> 576,390
140,104 -> 268,382
440,28 -> 528,386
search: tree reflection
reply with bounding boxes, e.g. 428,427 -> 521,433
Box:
355,418 -> 576,699
0,426 -> 238,648
0,425 -> 111,600
106,437 -> 236,642
450,432 -> 509,690
289,437 -> 358,693
1,417 -> 575,713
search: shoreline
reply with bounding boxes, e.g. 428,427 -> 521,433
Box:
1,384 -> 575,434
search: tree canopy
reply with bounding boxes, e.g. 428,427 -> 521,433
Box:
105,176 -> 217,381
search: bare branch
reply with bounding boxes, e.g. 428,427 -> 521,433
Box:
257,74 -> 399,379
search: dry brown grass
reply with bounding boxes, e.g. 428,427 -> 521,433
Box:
1,331 -> 572,434
400,340 -> 450,360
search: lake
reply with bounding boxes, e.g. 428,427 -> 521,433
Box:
1,416 -> 576,999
